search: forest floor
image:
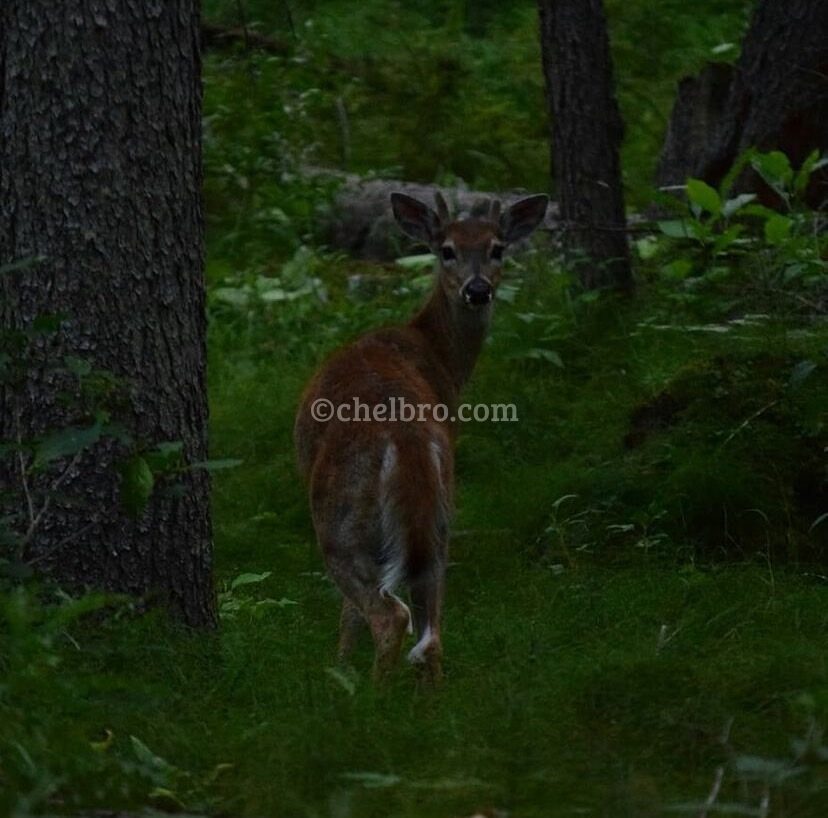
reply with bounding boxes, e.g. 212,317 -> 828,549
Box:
6,248 -> 827,817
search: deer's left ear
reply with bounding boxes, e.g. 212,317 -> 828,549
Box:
391,193 -> 442,246
500,194 -> 549,244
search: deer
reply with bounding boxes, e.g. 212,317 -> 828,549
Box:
294,190 -> 548,682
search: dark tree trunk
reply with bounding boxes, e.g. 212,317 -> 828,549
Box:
0,1 -> 216,626
656,63 -> 735,194
658,0 -> 828,206
537,0 -> 632,290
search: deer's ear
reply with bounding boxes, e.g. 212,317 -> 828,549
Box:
500,195 -> 549,244
391,193 -> 441,246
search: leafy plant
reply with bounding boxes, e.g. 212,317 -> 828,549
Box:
217,571 -> 297,620
650,150 -> 827,286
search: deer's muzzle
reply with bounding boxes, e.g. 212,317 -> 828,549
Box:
462,277 -> 493,306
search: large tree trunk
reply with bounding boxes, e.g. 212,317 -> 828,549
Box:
0,1 -> 216,626
537,0 -> 631,290
658,0 -> 828,205
656,63 -> 735,194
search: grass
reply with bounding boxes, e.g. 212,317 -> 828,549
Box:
5,249 -> 827,816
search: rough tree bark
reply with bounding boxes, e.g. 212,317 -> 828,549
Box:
658,0 -> 828,205
0,1 -> 216,626
537,0 -> 631,290
656,63 -> 735,193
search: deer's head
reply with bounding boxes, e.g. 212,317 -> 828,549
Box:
391,191 -> 548,309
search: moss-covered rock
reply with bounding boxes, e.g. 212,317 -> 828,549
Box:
625,352 -> 827,561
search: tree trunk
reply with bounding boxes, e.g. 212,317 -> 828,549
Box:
0,1 -> 216,626
658,0 -> 828,206
537,0 -> 632,290
656,63 -> 735,194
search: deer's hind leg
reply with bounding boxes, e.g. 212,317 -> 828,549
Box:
332,574 -> 412,680
324,550 -> 412,681
408,565 -> 445,686
364,590 -> 413,681
313,441 -> 412,680
337,596 -> 365,663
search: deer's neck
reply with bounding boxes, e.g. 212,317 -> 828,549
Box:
410,286 -> 491,401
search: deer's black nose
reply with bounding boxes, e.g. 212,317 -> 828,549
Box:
462,277 -> 493,306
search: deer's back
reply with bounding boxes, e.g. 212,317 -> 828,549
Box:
295,326 -> 454,584
294,325 -> 455,482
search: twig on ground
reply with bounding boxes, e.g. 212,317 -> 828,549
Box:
698,765 -> 725,818
720,400 -> 779,448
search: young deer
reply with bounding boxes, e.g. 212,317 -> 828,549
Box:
294,191 -> 548,681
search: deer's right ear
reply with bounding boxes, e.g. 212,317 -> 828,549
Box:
391,193 -> 441,246
500,194 -> 549,244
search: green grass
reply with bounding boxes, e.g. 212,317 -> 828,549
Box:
5,251 -> 827,816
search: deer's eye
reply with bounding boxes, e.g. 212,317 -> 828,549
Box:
440,246 -> 456,262
490,244 -> 504,262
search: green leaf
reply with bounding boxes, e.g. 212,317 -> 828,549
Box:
34,422 -> 102,468
635,236 -> 659,260
189,457 -> 243,472
130,735 -> 172,770
742,203 -> 778,220
733,753 -> 804,783
686,179 -> 721,216
212,286 -> 250,306
752,150 -> 793,188
658,220 -> 696,239
230,571 -> 272,590
0,256 -> 47,275
63,355 -> 92,377
258,286 -> 289,302
326,666 -> 357,695
154,441 -> 184,456
148,788 -> 186,812
711,42 -> 735,55
29,313 -> 65,335
120,456 -> 154,518
130,735 -> 175,778
495,283 -> 519,303
395,253 -> 435,270
145,440 -> 184,473
662,259 -> 693,280
712,224 -> 745,253
721,193 -> 756,219
513,348 -> 563,367
764,214 -> 793,245
789,360 -> 817,390
795,150 -> 828,194
340,771 -> 402,789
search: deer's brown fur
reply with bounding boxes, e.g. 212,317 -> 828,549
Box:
294,191 -> 548,682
